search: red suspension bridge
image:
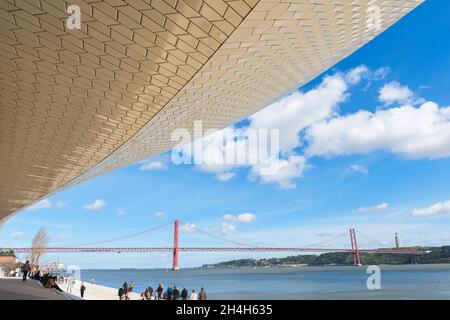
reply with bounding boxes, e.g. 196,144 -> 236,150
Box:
2,220 -> 426,269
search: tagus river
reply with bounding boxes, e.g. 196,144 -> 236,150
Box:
80,264 -> 450,299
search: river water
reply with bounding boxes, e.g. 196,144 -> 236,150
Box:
80,264 -> 450,299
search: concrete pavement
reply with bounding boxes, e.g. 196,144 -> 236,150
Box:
0,277 -> 68,300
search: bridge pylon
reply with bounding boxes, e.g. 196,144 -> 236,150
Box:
172,220 -> 179,270
349,228 -> 361,266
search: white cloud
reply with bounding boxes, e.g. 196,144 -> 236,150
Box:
154,211 -> 166,219
357,203 -> 389,213
411,200 -> 450,217
306,102 -> 450,160
190,67 -> 358,189
249,72 -> 348,153
25,198 -> 65,211
347,164 -> 369,175
26,198 -> 52,211
10,230 -> 25,239
139,160 -> 166,171
85,199 -> 106,211
219,213 -> 256,236
249,155 -> 308,189
379,81 -> 413,104
180,223 -> 197,233
220,222 -> 237,235
373,67 -> 390,80
187,67 -> 435,190
195,214 -> 256,237
193,127 -> 245,175
215,171 -> 236,181
222,213 -> 256,224
345,65 -> 370,84
116,208 -> 126,216
194,66 -> 386,188
344,65 -> 389,85
195,129 -> 310,188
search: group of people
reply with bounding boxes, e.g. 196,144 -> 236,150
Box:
28,270 -> 64,292
21,260 -> 62,292
22,260 -> 207,301
118,280 -> 134,300
61,276 -> 77,293
118,281 -> 207,300
20,260 -> 87,298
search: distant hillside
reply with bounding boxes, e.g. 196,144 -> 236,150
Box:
203,246 -> 450,268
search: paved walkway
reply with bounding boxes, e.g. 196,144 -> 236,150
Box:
0,277 -> 142,300
0,277 -> 68,300
66,280 -> 141,300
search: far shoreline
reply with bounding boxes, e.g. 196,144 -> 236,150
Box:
78,262 -> 450,272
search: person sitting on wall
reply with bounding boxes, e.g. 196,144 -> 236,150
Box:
32,271 -> 41,281
44,275 -> 63,292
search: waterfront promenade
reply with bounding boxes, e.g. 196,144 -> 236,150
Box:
68,280 -> 141,300
1,275 -> 195,300
0,277 -> 142,300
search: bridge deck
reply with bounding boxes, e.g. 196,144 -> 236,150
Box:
2,247 -> 425,254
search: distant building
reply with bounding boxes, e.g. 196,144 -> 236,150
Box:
0,251 -> 16,265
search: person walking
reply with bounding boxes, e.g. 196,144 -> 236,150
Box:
118,287 -> 124,300
167,285 -> 174,300
123,282 -> 130,300
67,277 -> 74,293
189,289 -> 198,300
21,260 -> 31,281
181,287 -> 188,300
80,282 -> 86,298
157,283 -> 164,300
129,280 -> 135,292
173,286 -> 180,300
145,285 -> 153,300
199,287 -> 206,300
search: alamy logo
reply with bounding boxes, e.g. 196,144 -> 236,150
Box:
366,265 -> 381,290
66,5 -> 81,30
170,121 -> 281,176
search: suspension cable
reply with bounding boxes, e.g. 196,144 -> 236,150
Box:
356,229 -> 387,247
63,221 -> 173,247
179,221 -> 255,247
302,232 -> 348,248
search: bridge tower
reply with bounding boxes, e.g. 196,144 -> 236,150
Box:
395,233 -> 400,248
349,228 -> 361,266
172,220 -> 179,270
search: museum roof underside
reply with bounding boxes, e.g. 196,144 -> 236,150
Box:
0,0 -> 423,221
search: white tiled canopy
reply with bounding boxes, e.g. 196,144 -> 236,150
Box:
0,0 -> 423,221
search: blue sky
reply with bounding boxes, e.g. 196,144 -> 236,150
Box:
2,0 -> 450,269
